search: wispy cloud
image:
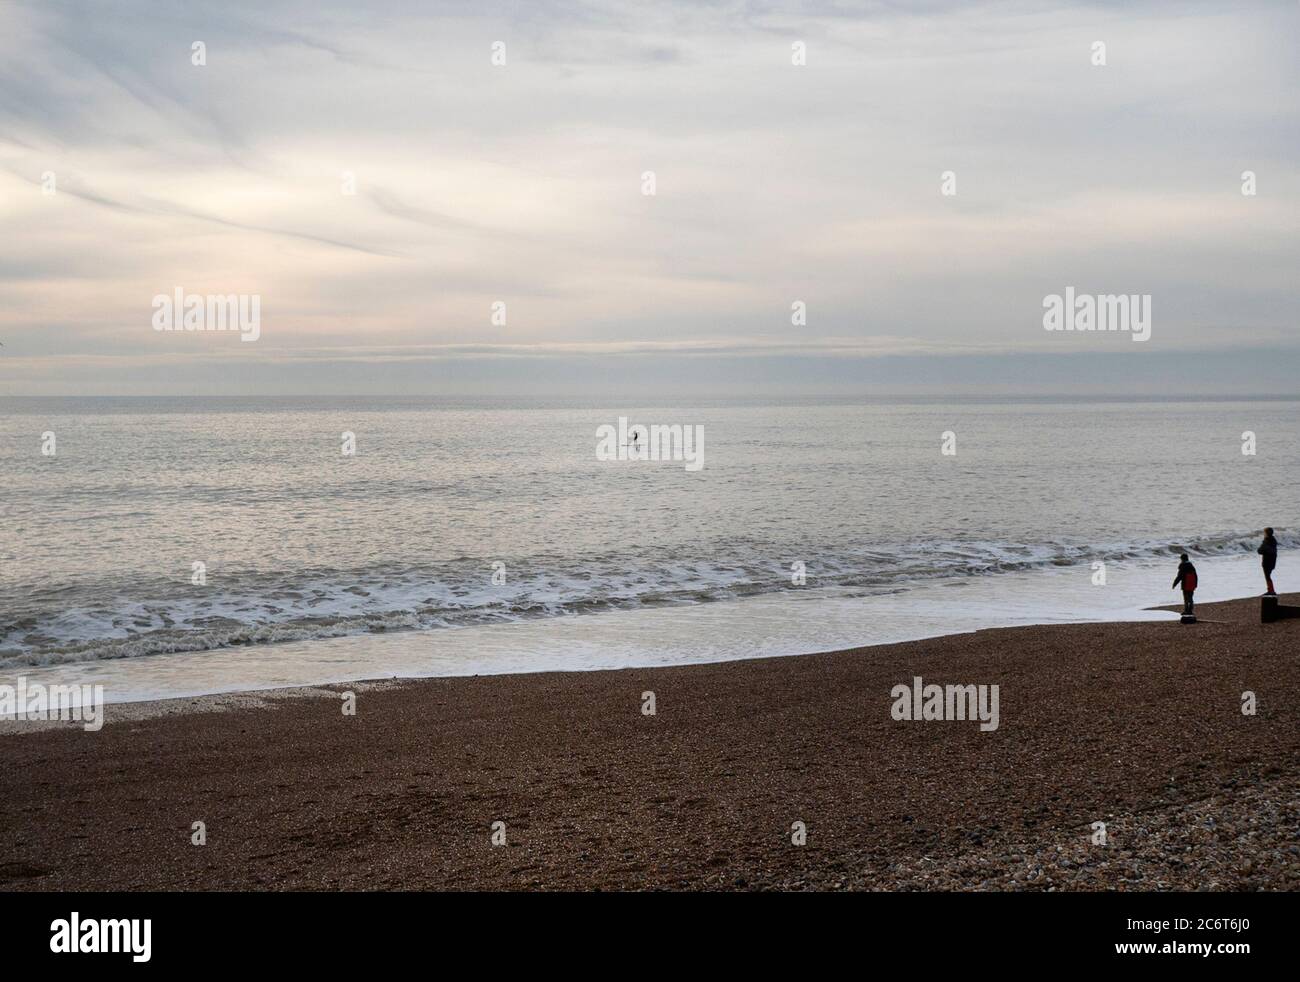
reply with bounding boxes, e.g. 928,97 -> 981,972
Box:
1,0 -> 1297,394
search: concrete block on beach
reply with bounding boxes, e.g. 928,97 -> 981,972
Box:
1260,595 -> 1300,623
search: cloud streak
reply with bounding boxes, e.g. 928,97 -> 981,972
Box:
1,0 -> 1297,394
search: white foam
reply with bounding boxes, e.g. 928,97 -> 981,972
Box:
0,552 -> 1271,709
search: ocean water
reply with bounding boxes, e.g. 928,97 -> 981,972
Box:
1,396 -> 1294,703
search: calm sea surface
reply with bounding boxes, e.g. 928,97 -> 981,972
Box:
1,396 -> 1293,700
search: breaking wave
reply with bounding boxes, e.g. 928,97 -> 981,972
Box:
1,528 -> 1289,669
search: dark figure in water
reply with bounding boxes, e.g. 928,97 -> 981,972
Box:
1258,527 -> 1278,596
1172,554 -> 1198,616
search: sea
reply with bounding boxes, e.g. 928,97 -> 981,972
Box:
1,396 -> 1293,705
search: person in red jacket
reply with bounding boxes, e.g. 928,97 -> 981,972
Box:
1172,554 -> 1198,616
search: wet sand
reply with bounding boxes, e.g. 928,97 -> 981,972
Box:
2,595 -> 1298,891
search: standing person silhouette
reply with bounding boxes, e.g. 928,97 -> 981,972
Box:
1258,527 -> 1278,596
1172,553 -> 1198,616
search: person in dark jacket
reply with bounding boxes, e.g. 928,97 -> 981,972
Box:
1172,554 -> 1198,615
1258,528 -> 1278,596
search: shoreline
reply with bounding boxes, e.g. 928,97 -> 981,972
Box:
2,593 -> 1297,891
0,605 -> 1182,731
2,561 -> 1272,715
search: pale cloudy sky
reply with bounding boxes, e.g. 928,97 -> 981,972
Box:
1,0 -> 1297,395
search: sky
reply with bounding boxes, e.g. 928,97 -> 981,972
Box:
0,0 -> 1297,396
